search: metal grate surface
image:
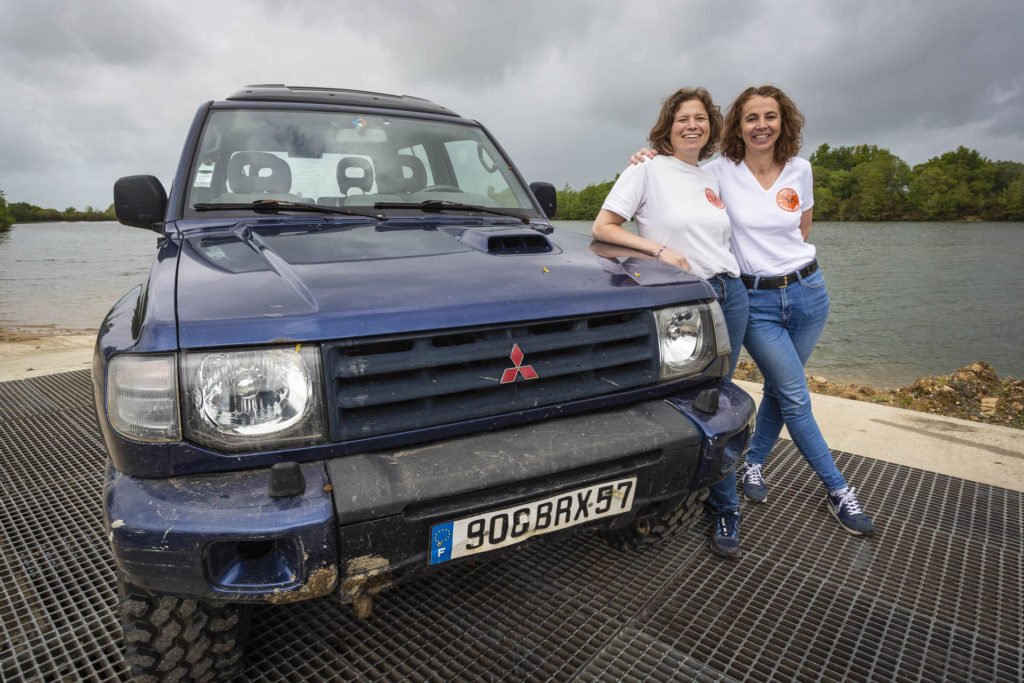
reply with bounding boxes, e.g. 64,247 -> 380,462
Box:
1,370 -> 1021,682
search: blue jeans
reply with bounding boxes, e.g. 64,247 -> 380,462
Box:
707,274 -> 748,378
705,275 -> 748,514
741,267 -> 847,492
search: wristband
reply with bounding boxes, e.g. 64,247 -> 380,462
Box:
654,245 -> 667,259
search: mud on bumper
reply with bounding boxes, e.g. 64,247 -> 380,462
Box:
106,381 -> 754,604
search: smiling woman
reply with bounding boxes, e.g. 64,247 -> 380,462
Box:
703,84 -> 878,538
591,86 -> 749,558
591,87 -> 734,280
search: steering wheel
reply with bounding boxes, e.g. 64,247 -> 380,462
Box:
421,184 -> 463,193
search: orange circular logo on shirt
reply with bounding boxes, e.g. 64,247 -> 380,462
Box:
705,187 -> 724,209
776,188 -> 800,212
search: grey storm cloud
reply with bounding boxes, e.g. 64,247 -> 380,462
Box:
1,0 -> 1023,210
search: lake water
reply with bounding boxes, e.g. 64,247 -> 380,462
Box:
2,220 -> 1022,387
0,222 -> 160,334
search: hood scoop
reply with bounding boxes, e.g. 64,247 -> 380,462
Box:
456,228 -> 554,255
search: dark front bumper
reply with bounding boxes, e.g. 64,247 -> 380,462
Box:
330,382 -> 753,600
106,381 -> 753,603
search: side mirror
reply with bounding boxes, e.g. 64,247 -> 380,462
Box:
114,175 -> 167,232
529,182 -> 557,218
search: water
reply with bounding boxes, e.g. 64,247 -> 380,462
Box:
557,220 -> 1024,387
0,222 -> 158,333
2,220 -> 1022,387
800,221 -> 1024,387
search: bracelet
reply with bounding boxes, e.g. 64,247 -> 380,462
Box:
654,244 -> 667,259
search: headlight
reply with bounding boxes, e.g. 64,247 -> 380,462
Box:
708,300 -> 731,358
106,354 -> 180,441
181,345 -> 325,452
655,303 -> 723,380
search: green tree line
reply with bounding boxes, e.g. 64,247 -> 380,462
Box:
5,142 -> 1024,227
554,145 -> 1024,222
0,189 -> 10,229
4,201 -> 117,224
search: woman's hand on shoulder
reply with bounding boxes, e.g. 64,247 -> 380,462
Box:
629,147 -> 659,165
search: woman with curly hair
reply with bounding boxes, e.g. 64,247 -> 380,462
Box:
593,87 -> 749,558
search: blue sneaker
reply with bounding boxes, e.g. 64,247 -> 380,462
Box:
741,463 -> 767,503
826,487 -> 875,535
709,509 -> 742,559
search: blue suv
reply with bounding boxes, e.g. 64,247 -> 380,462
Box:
96,85 -> 755,680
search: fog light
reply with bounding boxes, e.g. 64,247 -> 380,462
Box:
206,538 -> 301,590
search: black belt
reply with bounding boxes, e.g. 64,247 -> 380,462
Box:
741,260 -> 818,290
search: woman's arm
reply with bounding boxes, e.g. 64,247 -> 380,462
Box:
592,209 -> 690,270
800,207 -> 813,241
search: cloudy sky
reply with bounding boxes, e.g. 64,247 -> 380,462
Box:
2,0 -> 1022,210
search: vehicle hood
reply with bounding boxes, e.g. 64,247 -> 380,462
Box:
174,218 -> 713,348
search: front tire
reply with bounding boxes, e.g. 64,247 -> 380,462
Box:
119,581 -> 250,682
601,487 -> 709,551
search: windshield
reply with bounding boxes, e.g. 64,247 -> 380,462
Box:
184,109 -> 535,216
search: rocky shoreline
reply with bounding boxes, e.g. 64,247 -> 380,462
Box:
735,360 -> 1024,430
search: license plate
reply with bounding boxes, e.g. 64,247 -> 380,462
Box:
428,477 -> 636,565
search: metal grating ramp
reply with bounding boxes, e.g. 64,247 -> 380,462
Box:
1,370 -> 1021,682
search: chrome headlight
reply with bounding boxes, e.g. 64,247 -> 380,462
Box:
181,345 -> 325,452
107,354 -> 180,441
655,303 -> 724,380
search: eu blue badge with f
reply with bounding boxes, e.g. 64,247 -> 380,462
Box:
429,522 -> 454,565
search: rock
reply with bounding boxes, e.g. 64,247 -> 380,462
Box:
967,361 -> 999,383
910,378 -> 934,393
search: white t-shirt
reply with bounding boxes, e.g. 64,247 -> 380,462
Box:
704,156 -> 816,276
601,155 -> 740,279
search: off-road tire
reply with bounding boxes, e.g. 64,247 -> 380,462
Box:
601,487 -> 709,551
118,581 -> 251,682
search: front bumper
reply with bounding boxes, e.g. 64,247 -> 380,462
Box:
106,381 -> 753,603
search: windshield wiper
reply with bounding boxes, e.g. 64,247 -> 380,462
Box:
374,200 -> 530,225
194,200 -> 386,220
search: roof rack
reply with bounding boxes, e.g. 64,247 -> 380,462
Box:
226,84 -> 459,117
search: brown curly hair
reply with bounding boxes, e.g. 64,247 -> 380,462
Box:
720,85 -> 805,164
648,87 -> 722,162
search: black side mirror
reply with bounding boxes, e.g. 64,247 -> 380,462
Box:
114,175 -> 168,232
529,182 -> 557,218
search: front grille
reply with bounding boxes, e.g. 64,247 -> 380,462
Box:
322,312 -> 658,441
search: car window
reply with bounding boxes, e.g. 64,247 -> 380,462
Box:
184,110 -> 534,214
444,140 -> 519,207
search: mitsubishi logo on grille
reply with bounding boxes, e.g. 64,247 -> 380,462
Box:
500,344 -> 538,384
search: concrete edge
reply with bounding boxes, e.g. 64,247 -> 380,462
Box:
734,379 -> 1024,494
